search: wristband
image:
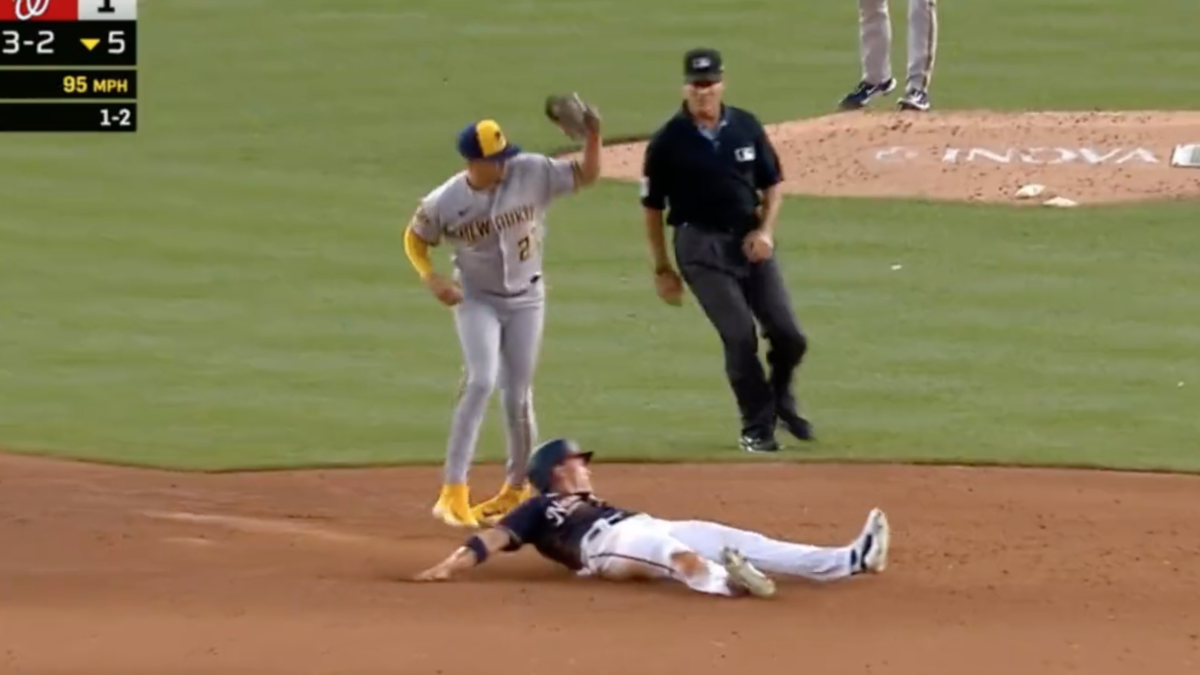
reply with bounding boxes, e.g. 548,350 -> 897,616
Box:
464,535 -> 489,564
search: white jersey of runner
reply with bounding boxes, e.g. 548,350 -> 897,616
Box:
410,153 -> 581,296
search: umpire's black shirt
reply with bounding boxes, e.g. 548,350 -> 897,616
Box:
641,103 -> 782,235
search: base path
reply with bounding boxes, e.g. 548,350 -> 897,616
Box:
590,110 -> 1200,204
1,452 -> 1198,675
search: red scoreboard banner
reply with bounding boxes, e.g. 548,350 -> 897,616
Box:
0,0 -> 138,22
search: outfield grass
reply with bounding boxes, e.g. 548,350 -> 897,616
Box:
1,0 -> 1198,471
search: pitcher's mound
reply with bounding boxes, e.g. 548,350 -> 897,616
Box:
594,110 -> 1200,204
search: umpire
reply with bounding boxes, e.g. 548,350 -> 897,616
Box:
640,47 -> 812,453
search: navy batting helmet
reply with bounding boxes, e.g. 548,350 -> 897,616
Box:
527,438 -> 593,494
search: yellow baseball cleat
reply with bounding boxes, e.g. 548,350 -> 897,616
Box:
431,483 -> 480,528
471,482 -> 532,525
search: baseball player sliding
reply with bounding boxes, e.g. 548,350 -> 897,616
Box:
838,0 -> 939,112
403,97 -> 603,529
414,439 -> 891,598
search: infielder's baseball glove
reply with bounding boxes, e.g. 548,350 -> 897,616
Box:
545,93 -> 600,140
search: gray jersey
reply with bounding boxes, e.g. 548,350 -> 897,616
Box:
410,153 -> 581,296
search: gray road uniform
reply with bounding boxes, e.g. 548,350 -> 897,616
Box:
409,153 -> 583,486
858,0 -> 938,94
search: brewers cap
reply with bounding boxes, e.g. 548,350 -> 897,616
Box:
457,119 -> 521,161
684,47 -> 723,83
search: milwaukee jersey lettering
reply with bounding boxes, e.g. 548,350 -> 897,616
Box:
409,153 -> 580,296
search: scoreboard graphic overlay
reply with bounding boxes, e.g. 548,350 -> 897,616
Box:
0,0 -> 137,132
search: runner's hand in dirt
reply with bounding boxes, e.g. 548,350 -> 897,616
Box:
413,529 -> 511,582
413,562 -> 455,582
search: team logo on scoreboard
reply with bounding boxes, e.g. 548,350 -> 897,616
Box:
13,0 -> 52,21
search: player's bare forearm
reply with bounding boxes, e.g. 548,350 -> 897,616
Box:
756,185 -> 783,237
643,208 -> 672,271
414,528 -> 513,581
577,130 -> 602,187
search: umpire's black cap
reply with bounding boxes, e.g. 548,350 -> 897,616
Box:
684,47 -> 724,83
527,438 -> 593,494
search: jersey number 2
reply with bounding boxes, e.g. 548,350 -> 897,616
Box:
518,235 -> 536,261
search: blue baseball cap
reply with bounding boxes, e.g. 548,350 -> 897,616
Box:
527,438 -> 593,493
457,119 -> 521,161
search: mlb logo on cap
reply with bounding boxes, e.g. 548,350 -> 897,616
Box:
457,119 -> 522,162
684,47 -> 724,83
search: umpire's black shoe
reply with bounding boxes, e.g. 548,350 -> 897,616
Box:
739,433 -> 780,454
777,409 -> 815,441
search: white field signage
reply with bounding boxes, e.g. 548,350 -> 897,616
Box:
873,146 -> 1162,165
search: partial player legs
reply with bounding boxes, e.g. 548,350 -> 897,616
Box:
472,362 -> 535,521
433,297 -> 503,528
470,361 -> 534,524
858,0 -> 893,84
583,516 -> 775,598
471,295 -> 544,524
498,297 -> 544,487
839,0 -> 898,110
664,514 -> 885,581
470,363 -> 533,524
896,0 -> 937,110
666,550 -> 738,595
904,0 -> 938,95
668,549 -> 775,598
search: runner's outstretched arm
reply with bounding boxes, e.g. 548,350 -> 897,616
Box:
414,528 -> 514,582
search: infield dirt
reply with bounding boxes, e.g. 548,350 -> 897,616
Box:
2,452 -> 1198,675
588,110 -> 1200,204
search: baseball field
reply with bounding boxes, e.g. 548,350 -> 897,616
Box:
2,0 -> 1199,672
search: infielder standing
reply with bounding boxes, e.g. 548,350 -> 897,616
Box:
403,114 -> 602,528
837,0 -> 939,112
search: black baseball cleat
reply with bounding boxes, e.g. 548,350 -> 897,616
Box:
739,433 -> 780,453
837,77 -> 897,110
777,409 -> 815,441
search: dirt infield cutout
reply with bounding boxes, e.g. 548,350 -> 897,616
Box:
2,451 -> 1199,674
588,110 -> 1200,205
